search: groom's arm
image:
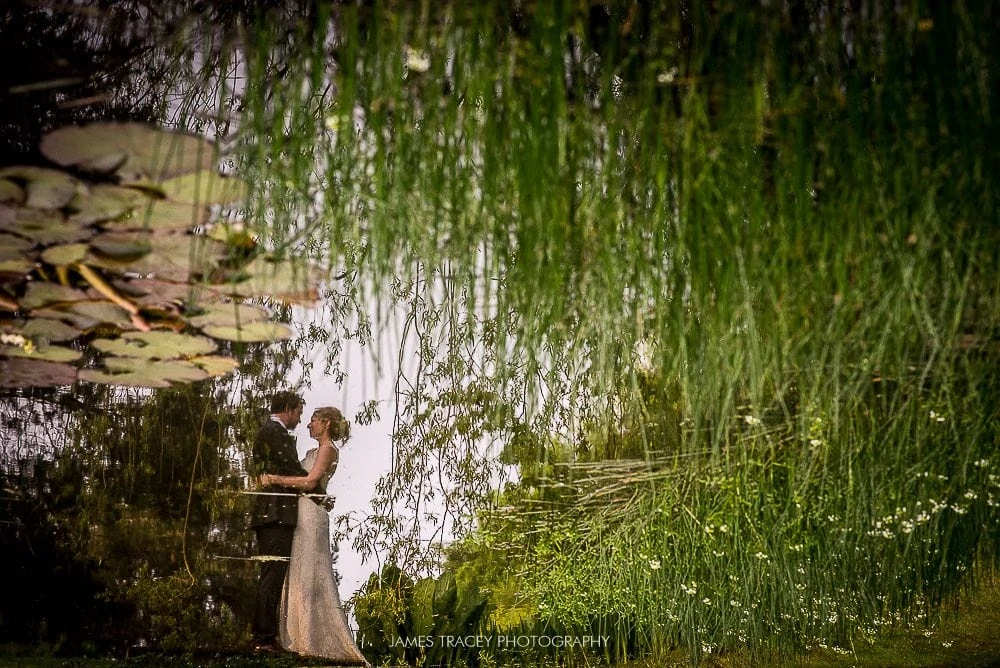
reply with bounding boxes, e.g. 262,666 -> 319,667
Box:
262,447 -> 337,492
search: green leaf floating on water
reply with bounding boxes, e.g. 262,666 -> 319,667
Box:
0,342 -> 82,362
188,355 -> 240,377
200,321 -> 293,342
88,231 -> 153,262
68,184 -> 149,224
79,357 -> 209,388
19,317 -> 83,342
158,171 -> 248,205
40,123 -> 217,184
68,301 -> 134,329
1,208 -> 95,245
0,166 -> 79,209
86,233 -> 226,281
188,302 -> 270,328
101,199 -> 211,232
30,302 -> 128,332
0,178 -> 24,204
20,282 -> 91,309
0,233 -> 34,274
112,277 -> 221,309
90,330 -> 217,359
0,232 -> 31,254
0,358 -> 77,388
217,255 -> 321,302
40,243 -> 89,266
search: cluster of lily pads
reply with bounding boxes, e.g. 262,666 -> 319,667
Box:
0,123 -> 319,388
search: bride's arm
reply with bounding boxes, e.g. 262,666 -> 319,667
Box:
260,445 -> 338,491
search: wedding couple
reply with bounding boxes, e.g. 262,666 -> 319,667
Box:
249,390 -> 368,665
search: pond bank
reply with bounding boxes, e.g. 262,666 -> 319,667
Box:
4,576 -> 999,668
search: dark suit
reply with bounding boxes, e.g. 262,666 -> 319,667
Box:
249,418 -> 308,643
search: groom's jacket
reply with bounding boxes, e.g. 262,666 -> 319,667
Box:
250,418 -> 309,528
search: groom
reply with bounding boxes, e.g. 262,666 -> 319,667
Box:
249,390 -> 307,651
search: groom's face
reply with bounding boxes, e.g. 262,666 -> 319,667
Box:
284,404 -> 304,429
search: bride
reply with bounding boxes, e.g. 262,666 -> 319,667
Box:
259,406 -> 368,665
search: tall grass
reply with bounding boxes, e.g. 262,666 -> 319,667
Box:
232,0 -> 1000,660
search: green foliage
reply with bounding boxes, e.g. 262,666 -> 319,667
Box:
354,561 -> 492,667
0,382 -> 262,655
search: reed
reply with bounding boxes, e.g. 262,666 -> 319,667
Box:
229,0 -> 1000,660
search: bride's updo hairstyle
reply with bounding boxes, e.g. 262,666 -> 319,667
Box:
314,406 -> 350,442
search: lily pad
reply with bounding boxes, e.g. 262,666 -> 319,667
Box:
0,233 -> 34,275
0,208 -> 94,245
40,123 -> 217,184
0,232 -> 32,254
0,342 -> 82,362
0,258 -> 33,275
216,255 -> 321,303
113,277 -> 221,308
188,355 -> 240,377
20,282 -> 91,309
19,317 -> 83,342
200,321 -> 293,343
68,184 -> 149,224
90,330 -> 217,359
69,300 -> 134,329
41,243 -> 89,266
158,171 -> 248,205
79,357 -> 209,388
0,178 -> 24,204
0,257 -> 33,276
101,199 -> 211,232
0,166 -> 79,209
31,305 -> 106,332
87,234 -> 225,281
0,357 -> 77,388
188,302 -> 270,328
89,231 -> 153,262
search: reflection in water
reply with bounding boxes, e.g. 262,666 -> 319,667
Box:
3,1 -> 1000,663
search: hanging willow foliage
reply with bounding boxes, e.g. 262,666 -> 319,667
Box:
234,1 -> 1000,659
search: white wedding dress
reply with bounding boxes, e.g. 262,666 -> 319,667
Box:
278,448 -> 368,665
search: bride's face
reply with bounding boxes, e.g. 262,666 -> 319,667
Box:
307,414 -> 330,441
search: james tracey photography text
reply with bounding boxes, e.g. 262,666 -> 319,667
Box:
376,634 -> 611,650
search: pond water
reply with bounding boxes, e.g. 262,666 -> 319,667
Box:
3,1 -> 999,665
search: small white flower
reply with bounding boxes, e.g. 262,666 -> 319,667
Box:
657,66 -> 679,84
648,559 -> 661,570
404,46 -> 431,73
1,333 -> 27,346
942,640 -> 953,648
